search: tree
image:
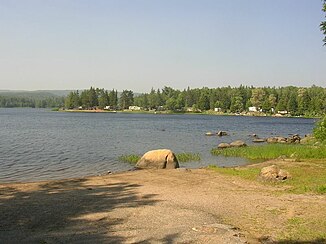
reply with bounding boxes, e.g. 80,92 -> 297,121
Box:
250,88 -> 265,108
166,97 -> 177,111
321,0 -> 326,45
108,89 -> 118,107
314,115 -> 326,142
287,92 -> 298,115
230,96 -> 243,113
88,87 -> 98,108
80,90 -> 90,108
119,90 -> 134,109
198,88 -> 210,111
98,89 -> 109,109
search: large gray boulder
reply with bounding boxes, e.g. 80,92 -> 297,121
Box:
136,149 -> 179,169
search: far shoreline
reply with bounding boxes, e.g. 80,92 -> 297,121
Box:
59,108 -> 321,119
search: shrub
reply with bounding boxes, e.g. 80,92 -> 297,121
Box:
314,115 -> 326,142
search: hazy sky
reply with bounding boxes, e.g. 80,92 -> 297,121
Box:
0,0 -> 325,92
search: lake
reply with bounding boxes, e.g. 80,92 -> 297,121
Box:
0,108 -> 317,182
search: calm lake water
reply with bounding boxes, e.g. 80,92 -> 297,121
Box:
0,108 -> 317,182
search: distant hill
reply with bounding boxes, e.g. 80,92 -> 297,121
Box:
0,90 -> 142,97
0,90 -> 73,98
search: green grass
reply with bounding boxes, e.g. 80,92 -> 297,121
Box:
208,165 -> 260,180
118,154 -> 140,164
176,152 -> 201,162
118,152 -> 201,164
209,160 -> 326,195
278,216 -> 326,242
211,144 -> 326,161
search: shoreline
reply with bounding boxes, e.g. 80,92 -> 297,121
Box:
1,166 -> 325,243
60,108 -> 321,119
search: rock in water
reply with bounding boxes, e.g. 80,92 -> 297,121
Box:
266,136 -> 287,143
205,132 -> 215,136
216,131 -> 228,136
217,143 -> 231,149
230,140 -> 247,147
136,149 -> 179,169
252,138 -> 266,143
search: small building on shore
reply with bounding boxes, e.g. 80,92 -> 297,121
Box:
248,106 -> 258,112
128,106 -> 142,111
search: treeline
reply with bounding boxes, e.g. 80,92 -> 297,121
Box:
65,85 -> 326,116
0,94 -> 64,108
65,87 -> 120,109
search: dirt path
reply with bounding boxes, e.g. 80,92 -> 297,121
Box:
0,169 -> 325,243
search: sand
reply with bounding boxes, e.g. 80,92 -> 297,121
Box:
1,168 -> 325,243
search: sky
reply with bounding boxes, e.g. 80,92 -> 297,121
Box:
0,0 -> 325,92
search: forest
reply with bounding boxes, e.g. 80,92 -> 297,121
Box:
63,85 -> 326,117
0,91 -> 65,108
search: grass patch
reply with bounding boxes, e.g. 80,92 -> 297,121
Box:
118,154 -> 140,164
118,152 -> 200,164
176,152 -> 201,162
278,217 -> 326,242
209,160 -> 326,195
208,165 -> 260,180
211,144 -> 326,161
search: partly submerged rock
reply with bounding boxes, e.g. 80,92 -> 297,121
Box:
252,138 -> 266,143
205,132 -> 215,136
136,149 -> 179,169
217,131 -> 228,136
266,136 -> 287,144
230,140 -> 247,147
217,143 -> 231,149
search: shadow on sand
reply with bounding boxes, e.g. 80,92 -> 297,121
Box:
0,178 -> 171,243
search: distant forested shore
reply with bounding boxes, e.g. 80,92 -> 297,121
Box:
1,85 -> 326,117
0,91 -> 65,108
64,85 -> 326,117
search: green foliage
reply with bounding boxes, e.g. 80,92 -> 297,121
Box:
134,85 -> 326,116
321,0 -> 326,45
64,87 -> 119,109
0,91 -> 64,108
3,85 -> 325,116
176,152 -> 201,162
314,115 -> 326,142
118,154 -> 140,164
211,144 -> 326,160
119,90 -> 134,109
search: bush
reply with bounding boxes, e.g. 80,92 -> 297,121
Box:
314,115 -> 326,142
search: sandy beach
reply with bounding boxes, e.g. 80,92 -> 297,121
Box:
1,168 -> 325,243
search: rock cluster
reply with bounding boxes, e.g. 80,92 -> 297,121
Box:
217,140 -> 247,149
266,134 -> 301,144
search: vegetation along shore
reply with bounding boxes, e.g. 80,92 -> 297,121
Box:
1,85 -> 325,118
